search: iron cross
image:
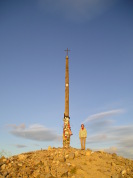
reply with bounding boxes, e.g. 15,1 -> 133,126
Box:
64,48 -> 70,56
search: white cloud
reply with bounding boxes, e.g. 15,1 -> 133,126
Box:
83,109 -> 124,123
9,124 -> 61,142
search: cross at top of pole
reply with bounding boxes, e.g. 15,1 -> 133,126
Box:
64,48 -> 70,56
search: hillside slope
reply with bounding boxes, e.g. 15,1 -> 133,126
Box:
0,147 -> 133,178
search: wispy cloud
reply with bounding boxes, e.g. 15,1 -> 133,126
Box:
9,124 -> 61,142
7,123 -> 26,130
84,109 -> 133,158
33,143 -> 40,147
14,144 -> 27,148
87,134 -> 107,143
83,109 -> 124,123
103,146 -> 118,154
87,119 -> 113,133
38,0 -> 118,22
87,125 -> 133,143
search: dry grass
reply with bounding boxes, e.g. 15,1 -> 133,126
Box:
0,150 -> 12,158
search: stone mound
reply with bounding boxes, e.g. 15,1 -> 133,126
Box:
0,147 -> 133,178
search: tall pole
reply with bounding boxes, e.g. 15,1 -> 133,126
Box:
63,48 -> 72,148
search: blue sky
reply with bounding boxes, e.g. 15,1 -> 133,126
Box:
0,0 -> 133,158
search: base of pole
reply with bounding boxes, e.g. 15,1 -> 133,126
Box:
63,116 -> 71,148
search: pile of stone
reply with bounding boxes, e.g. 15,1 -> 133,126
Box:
0,147 -> 133,178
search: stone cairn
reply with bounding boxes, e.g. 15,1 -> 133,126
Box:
0,147 -> 133,178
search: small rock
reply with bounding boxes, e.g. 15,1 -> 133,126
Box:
57,166 -> 68,177
40,174 -> 45,178
6,159 -> 10,164
121,169 -> 126,176
0,162 -> 4,167
1,164 -> 6,170
65,154 -> 69,159
112,153 -> 117,157
71,176 -> 79,178
33,170 -> 40,177
97,168 -> 102,172
8,163 -> 12,168
51,166 -> 57,177
35,160 -> 42,166
111,175 -> 119,178
3,158 -> 7,163
45,173 -> 53,178
80,151 -> 86,156
111,162 -> 116,166
76,164 -> 82,169
48,146 -> 52,150
66,162 -> 71,166
74,151 -> 79,158
69,152 -> 75,160
42,160 -> 48,166
3,171 -> 8,177
18,163 -> 23,167
59,156 -> 65,162
18,154 -> 27,160
49,156 -> 54,160
45,166 -> 50,173
86,151 -> 91,156
0,156 -> 5,161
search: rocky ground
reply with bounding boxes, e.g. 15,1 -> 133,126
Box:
0,147 -> 133,178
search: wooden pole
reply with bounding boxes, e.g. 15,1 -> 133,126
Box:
63,49 -> 72,148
